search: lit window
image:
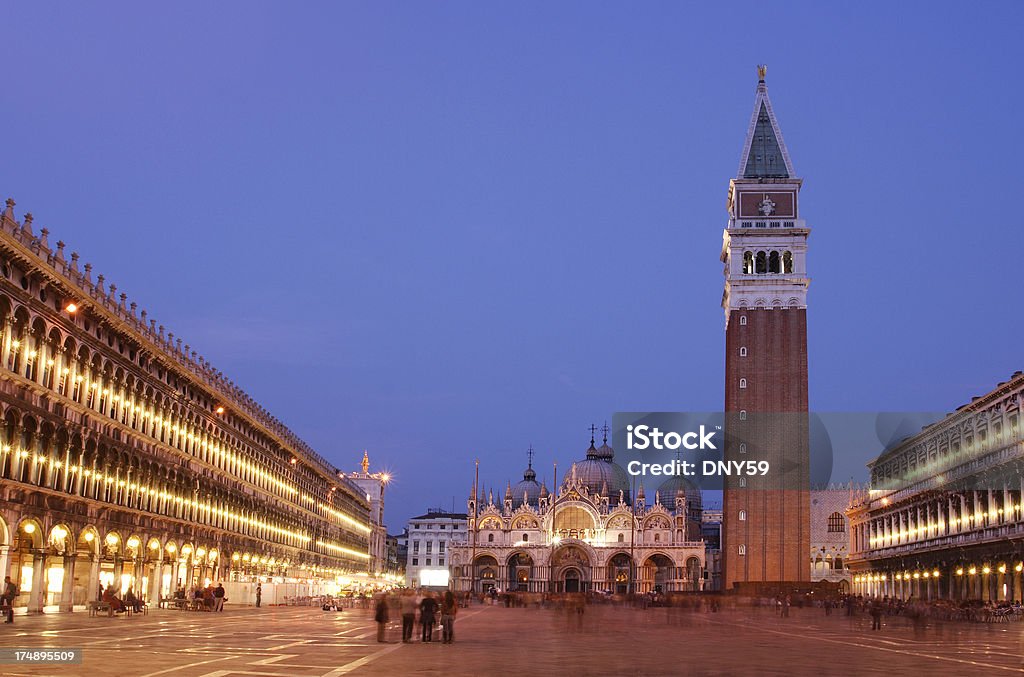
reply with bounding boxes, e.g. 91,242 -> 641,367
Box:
739,410 -> 747,421
739,378 -> 747,389
740,316 -> 747,326
739,510 -> 747,521
738,544 -> 746,556
740,347 -> 747,357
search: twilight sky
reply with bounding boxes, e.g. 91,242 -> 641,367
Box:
1,2 -> 1022,528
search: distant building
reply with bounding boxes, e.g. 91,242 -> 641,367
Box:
404,509 -> 467,589
450,437 -> 705,595
809,487 -> 855,592
701,507 -> 723,591
385,533 -> 404,577
340,451 -> 391,575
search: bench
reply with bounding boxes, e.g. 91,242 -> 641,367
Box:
87,601 -> 113,617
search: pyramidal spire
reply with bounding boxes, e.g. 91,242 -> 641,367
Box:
737,65 -> 794,180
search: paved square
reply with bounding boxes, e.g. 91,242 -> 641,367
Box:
0,602 -> 1022,676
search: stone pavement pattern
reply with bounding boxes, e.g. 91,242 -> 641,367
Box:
0,603 -> 1022,676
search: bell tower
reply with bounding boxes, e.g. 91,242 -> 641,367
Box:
721,66 -> 811,589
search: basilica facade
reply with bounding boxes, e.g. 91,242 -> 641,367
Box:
449,435 -> 705,595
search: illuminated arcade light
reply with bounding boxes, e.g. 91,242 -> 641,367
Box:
51,526 -> 66,540
84,532 -> 95,542
127,537 -> 140,548
22,523 -> 36,534
106,533 -> 119,546
65,302 -> 78,313
956,567 -> 964,576
215,406 -> 225,415
983,566 -> 991,575
968,567 -> 977,575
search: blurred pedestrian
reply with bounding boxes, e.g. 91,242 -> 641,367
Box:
375,594 -> 390,642
441,590 -> 458,644
401,590 -> 417,642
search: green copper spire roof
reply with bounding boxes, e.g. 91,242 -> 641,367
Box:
743,102 -> 789,178
737,68 -> 795,179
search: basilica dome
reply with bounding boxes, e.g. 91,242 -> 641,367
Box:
656,475 -> 703,513
564,438 -> 631,505
510,464 -> 542,508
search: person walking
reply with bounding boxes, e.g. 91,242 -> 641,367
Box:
440,591 -> 458,644
400,591 -> 417,643
419,592 -> 438,643
869,599 -> 883,631
255,583 -> 262,608
214,583 -> 226,612
2,576 -> 18,624
374,594 -> 390,643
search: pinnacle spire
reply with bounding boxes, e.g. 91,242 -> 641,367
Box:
737,65 -> 794,180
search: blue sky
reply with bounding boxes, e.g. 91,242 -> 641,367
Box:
2,2 -> 1022,527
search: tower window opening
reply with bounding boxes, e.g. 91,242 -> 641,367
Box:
783,251 -> 793,274
739,510 -> 747,521
739,443 -> 747,454
755,251 -> 767,274
739,378 -> 747,389
738,544 -> 746,556
740,347 -> 747,357
768,251 -> 780,273
739,316 -> 747,326
743,251 -> 754,274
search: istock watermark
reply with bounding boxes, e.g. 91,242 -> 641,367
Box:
611,412 -> 956,490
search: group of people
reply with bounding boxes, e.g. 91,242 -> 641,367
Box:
99,584 -> 144,614
374,589 -> 458,644
172,583 -> 227,611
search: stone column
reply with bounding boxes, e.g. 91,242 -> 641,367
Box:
29,553 -> 46,613
148,563 -> 162,605
59,555 -> 75,612
88,555 -> 100,601
0,545 -> 10,581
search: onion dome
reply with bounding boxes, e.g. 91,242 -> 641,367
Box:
511,461 -> 542,508
656,475 -> 703,514
565,432 -> 631,505
594,424 -> 615,461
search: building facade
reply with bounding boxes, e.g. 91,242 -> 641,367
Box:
0,199 -> 371,613
341,451 -> 390,575
809,487 -> 854,591
721,67 -> 811,589
450,439 -> 705,595
848,371 -> 1024,602
404,509 -> 467,589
